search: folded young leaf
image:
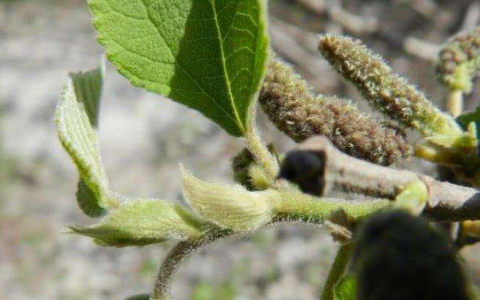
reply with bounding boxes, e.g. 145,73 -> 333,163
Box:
88,0 -> 269,137
70,199 -> 207,247
70,63 -> 104,127
181,166 -> 275,232
56,65 -> 115,217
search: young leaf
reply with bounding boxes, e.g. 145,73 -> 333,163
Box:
181,166 -> 275,232
70,63 -> 105,127
56,65 -> 115,217
70,199 -> 207,247
334,275 -> 357,300
88,0 -> 269,136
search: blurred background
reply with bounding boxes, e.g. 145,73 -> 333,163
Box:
2,0 -> 480,299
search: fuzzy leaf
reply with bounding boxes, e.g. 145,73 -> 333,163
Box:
71,199 -> 206,247
181,166 -> 275,232
70,63 -> 104,127
88,0 -> 269,136
56,65 -> 114,217
334,275 -> 357,300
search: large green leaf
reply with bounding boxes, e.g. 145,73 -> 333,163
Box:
88,0 -> 269,136
56,64 -> 115,217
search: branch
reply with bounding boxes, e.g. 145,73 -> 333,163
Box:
152,240 -> 204,300
320,243 -> 354,300
286,136 -> 480,222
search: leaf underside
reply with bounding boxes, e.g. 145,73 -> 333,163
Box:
56,65 -> 111,217
88,0 -> 269,136
70,200 -> 204,247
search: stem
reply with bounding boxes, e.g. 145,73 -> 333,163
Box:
272,190 -> 391,224
151,240 -> 204,300
320,243 -> 354,300
244,104 -> 279,181
295,136 -> 480,221
447,90 -> 463,117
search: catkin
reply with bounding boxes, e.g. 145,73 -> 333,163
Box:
436,27 -> 480,92
318,34 -> 462,138
259,55 -> 412,166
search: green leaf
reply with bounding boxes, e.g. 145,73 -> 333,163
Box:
333,275 -> 357,300
56,64 -> 115,217
70,199 -> 207,247
88,0 -> 269,136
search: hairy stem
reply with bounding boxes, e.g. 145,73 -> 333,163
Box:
244,104 -> 280,181
152,240 -> 204,300
320,243 -> 354,300
291,136 -> 480,221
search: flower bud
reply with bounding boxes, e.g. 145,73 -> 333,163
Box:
436,27 -> 480,93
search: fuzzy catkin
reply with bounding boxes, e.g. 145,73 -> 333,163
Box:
436,27 -> 480,92
318,34 -> 462,138
259,56 -> 412,166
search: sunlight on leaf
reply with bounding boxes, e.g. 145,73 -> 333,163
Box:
88,0 -> 269,136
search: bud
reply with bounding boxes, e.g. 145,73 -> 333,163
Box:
259,55 -> 412,165
181,166 -> 275,232
318,34 -> 463,138
354,211 -> 469,300
232,144 -> 277,190
436,27 -> 480,93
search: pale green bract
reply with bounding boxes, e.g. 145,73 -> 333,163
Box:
70,199 -> 206,247
88,0 -> 269,136
56,65 -> 114,217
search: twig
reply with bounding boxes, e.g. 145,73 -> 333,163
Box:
152,240 -> 204,300
270,21 -> 328,79
295,0 -> 326,15
401,0 -> 438,19
326,0 -> 378,35
403,37 -> 440,62
295,136 -> 480,221
460,1 -> 480,32
320,243 -> 354,300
